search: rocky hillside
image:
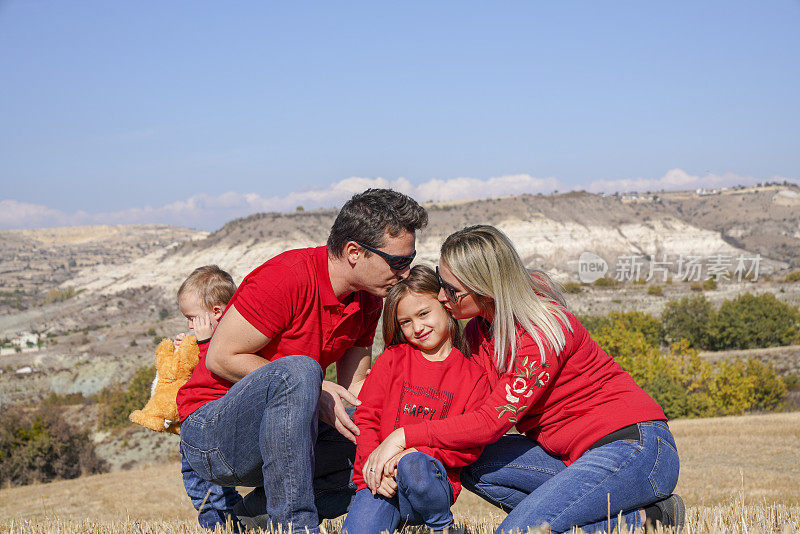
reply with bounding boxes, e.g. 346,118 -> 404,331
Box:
57,185 -> 798,300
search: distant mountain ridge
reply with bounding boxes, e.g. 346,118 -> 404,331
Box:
57,185 -> 798,298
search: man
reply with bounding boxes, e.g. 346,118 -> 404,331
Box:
177,188 -> 428,534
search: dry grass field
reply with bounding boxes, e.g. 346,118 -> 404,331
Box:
1,412 -> 798,533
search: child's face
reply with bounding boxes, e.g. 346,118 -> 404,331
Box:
396,291 -> 452,354
178,291 -> 218,331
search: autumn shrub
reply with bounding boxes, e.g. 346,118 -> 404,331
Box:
587,314 -> 787,418
95,365 -> 156,430
0,404 -> 107,487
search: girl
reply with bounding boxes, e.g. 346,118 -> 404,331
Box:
364,226 -> 683,534
342,265 -> 490,534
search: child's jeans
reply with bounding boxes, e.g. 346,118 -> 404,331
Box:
341,452 -> 454,534
181,451 -> 243,531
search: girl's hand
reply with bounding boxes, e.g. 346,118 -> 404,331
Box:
375,474 -> 398,498
384,447 -> 418,478
363,428 -> 406,493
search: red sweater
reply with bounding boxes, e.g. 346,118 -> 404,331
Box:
404,311 -> 667,466
353,343 -> 490,499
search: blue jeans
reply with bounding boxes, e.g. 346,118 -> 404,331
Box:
180,355 -> 331,534
181,452 -> 242,531
341,452 -> 455,533
462,420 -> 680,534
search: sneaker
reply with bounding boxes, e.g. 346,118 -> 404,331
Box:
232,487 -> 270,531
654,494 -> 685,532
431,527 -> 468,534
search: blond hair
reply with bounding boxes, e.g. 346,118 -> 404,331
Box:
177,265 -> 236,309
440,225 -> 571,372
382,265 -> 468,357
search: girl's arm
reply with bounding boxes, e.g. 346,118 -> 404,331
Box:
351,349 -> 393,491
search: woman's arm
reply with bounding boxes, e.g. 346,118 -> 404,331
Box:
365,346 -> 557,491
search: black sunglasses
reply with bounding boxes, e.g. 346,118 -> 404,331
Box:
436,266 -> 474,303
353,239 -> 416,271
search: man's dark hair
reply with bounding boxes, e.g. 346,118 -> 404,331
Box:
327,189 -> 428,258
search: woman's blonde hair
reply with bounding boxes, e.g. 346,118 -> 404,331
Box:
382,265 -> 468,356
440,225 -> 571,372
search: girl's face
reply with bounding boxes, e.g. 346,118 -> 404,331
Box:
396,291 -> 452,356
436,262 -> 484,320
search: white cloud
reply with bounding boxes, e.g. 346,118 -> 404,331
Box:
582,169 -> 796,194
2,170 -> 796,231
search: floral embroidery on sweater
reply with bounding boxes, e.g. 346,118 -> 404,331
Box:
494,355 -> 550,423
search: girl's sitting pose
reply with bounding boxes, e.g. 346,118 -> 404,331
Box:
342,265 -> 489,534
364,226 -> 683,534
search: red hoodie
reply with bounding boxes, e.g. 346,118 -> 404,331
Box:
353,343 -> 490,499
404,311 -> 666,466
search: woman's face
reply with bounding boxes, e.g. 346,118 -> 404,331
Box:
396,291 -> 452,356
436,262 -> 484,320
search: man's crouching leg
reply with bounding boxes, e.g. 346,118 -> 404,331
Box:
182,355 -> 323,534
259,355 -> 323,533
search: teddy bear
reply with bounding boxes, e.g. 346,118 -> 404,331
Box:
129,335 -> 199,435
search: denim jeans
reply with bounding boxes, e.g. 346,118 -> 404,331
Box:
180,355 -> 328,534
341,452 -> 455,534
181,451 -> 242,531
462,420 -> 680,534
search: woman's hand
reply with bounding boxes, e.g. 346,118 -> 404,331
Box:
363,428 -> 407,493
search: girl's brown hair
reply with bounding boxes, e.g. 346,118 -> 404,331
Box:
382,265 -> 468,356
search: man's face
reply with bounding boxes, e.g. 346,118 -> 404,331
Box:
354,230 -> 416,297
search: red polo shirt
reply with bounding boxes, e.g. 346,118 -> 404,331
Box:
177,246 -> 382,421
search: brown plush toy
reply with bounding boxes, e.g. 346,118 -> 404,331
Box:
129,335 -> 199,435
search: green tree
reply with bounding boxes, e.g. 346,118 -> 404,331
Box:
661,295 -> 715,348
710,293 -> 800,350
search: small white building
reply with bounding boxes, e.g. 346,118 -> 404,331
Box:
12,331 -> 39,349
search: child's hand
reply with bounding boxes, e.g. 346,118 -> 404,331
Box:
375,474 -> 398,498
173,332 -> 186,350
192,313 -> 213,341
384,447 -> 418,478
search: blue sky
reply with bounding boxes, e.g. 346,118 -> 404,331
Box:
1,1 -> 798,230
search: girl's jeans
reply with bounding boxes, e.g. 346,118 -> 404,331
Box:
180,355 -> 354,534
462,420 -> 680,534
342,452 -> 455,533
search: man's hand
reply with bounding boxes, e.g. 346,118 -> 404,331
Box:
319,380 -> 361,443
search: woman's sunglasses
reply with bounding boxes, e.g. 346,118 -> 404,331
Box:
352,239 -> 416,271
436,266 -> 474,303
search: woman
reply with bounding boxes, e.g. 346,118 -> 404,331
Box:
363,225 -> 683,534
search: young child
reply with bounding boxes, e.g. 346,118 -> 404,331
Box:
342,266 -> 490,534
174,265 -> 243,531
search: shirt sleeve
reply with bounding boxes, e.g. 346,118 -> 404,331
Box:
404,339 -> 560,450
351,348 -> 393,491
412,373 -> 491,468
354,295 -> 382,347
232,264 -> 301,339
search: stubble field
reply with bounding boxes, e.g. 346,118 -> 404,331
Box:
1,412 -> 798,533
